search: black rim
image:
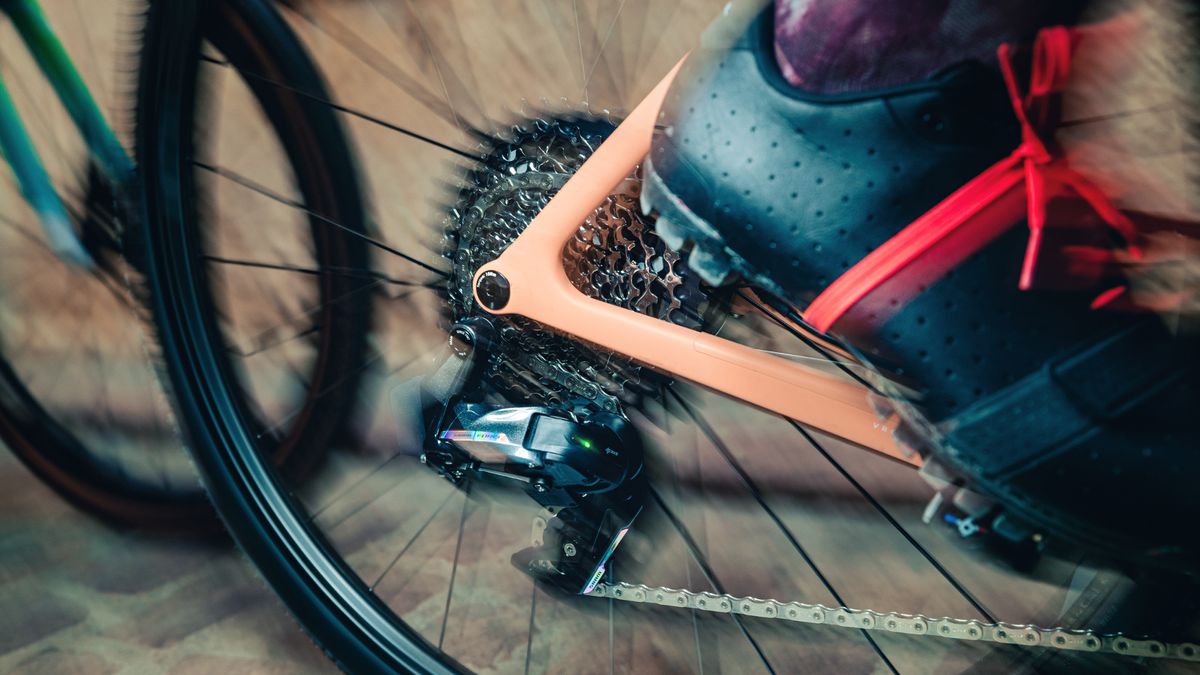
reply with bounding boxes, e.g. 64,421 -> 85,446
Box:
139,0 -> 452,671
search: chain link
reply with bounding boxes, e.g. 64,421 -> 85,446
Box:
586,581 -> 1200,662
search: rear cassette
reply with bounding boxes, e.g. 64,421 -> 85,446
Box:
442,115 -> 717,415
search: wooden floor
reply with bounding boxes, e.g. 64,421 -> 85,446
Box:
0,448 -> 335,674
4,403 -> 1200,675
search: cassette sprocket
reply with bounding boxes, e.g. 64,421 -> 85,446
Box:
442,115 -> 715,414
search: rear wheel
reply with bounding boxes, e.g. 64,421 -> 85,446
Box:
139,1 -> 1190,672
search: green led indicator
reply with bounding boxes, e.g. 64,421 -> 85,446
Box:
579,437 -> 592,449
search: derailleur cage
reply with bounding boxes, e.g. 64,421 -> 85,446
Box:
415,321 -> 646,595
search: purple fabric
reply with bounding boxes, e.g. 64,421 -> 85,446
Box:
773,0 -> 1086,94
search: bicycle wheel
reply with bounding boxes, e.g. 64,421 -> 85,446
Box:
0,0 -> 370,530
139,0 -> 1193,672
0,0 -> 215,526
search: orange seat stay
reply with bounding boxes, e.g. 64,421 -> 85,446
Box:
474,62 -> 915,465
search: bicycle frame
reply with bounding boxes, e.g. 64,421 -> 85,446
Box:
0,0 -> 132,266
475,61 -> 918,466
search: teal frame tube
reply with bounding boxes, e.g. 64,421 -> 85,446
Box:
0,0 -> 135,266
0,68 -> 90,265
3,0 -> 133,182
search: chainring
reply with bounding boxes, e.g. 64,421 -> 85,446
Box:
442,116 -> 715,414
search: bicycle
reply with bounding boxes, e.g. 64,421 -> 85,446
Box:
135,0 -> 1200,672
0,0 -> 372,529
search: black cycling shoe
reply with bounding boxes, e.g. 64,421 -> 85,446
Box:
642,6 -> 1018,302
645,7 -> 1200,574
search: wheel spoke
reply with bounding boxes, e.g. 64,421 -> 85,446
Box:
649,488 -> 779,675
204,255 -> 445,289
573,0 -> 587,105
667,389 -> 900,674
195,161 -> 451,278
369,490 -> 458,591
227,278 -> 382,361
199,53 -> 478,161
790,421 -> 998,623
402,0 -> 488,134
522,584 -> 538,675
437,496 -> 472,650
581,0 -> 629,107
254,349 -> 384,440
275,1 -> 464,132
738,289 -> 884,396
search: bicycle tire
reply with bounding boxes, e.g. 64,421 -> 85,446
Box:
137,0 -> 445,671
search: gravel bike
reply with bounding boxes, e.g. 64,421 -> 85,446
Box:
136,0 -> 1200,672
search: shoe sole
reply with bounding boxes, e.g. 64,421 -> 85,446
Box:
641,157 -> 785,296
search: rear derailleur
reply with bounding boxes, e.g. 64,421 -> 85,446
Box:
413,319 -> 645,595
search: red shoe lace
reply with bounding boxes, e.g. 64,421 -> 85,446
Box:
804,25 -> 1153,334
996,26 -> 1142,293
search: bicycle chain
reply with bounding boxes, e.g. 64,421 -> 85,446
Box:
584,581 -> 1200,662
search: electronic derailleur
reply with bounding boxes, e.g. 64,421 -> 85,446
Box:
411,318 -> 646,595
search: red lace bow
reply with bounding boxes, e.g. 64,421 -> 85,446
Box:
804,25 -> 1151,334
997,26 -> 1142,292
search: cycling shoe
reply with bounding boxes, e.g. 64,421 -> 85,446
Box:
645,6 -> 1200,574
643,5 -> 1018,302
